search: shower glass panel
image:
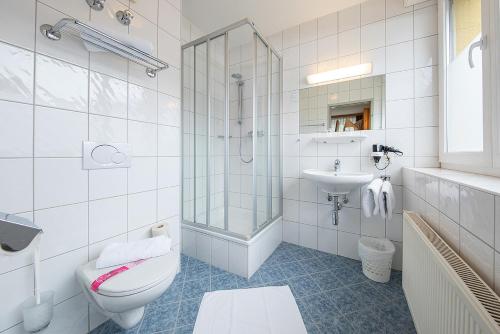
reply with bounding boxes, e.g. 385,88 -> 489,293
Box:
194,42 -> 208,225
271,52 -> 281,218
182,20 -> 282,240
208,35 -> 226,228
255,36 -> 268,229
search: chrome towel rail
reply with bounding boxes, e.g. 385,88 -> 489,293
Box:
40,18 -> 169,78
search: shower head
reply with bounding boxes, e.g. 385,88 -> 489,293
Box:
231,73 -> 242,80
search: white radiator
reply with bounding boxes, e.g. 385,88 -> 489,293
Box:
403,212 -> 500,334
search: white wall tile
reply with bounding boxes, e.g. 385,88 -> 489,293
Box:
360,21 -> 385,51
128,84 -> 158,123
460,187 -> 495,246
414,96 -> 438,127
386,70 -> 414,100
283,220 -> 300,244
128,190 -> 157,230
414,35 -> 438,68
128,120 -> 158,156
40,247 -> 88,304
317,35 -> 338,62
283,25 -> 300,49
211,237 -> 229,271
415,127 -> 438,156
299,41 -> 318,65
35,202 -> 88,259
387,0 -> 413,18
89,114 -> 127,143
414,5 -> 438,39
317,227 -> 338,254
338,28 -> 360,57
299,19 -> 318,44
386,99 -> 414,128
414,66 -> 438,97
300,201 -> 318,226
386,12 -> 413,45
0,0 -> 35,50
283,46 -> 300,70
89,168 -> 127,200
299,224 -> 318,248
338,5 -> 360,32
439,213 -> 459,251
387,41 -> 414,73
158,186 -> 180,220
34,106 -> 88,157
0,42 -> 34,103
439,179 -> 460,222
318,12 -> 338,38
228,242 -> 248,277
0,101 -> 33,157
0,265 -> 34,331
35,55 -> 88,112
195,233 -> 211,263
159,0 -> 181,39
361,0 -> 386,25
34,158 -> 88,209
361,213 -> 385,238
338,231 -> 360,260
89,196 -> 128,243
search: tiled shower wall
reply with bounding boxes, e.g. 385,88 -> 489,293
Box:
0,0 -> 182,332
403,168 -> 500,295
265,0 -> 439,266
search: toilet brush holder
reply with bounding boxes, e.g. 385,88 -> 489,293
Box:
22,291 -> 54,332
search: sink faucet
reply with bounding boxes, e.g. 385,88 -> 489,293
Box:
334,159 -> 341,172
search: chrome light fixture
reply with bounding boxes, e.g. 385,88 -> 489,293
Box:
307,63 -> 372,85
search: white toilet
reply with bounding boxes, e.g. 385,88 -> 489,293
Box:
77,251 -> 179,329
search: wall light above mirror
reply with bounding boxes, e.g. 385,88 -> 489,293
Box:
299,75 -> 386,134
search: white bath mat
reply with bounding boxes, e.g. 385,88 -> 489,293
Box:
193,285 -> 307,334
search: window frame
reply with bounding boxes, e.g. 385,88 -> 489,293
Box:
438,0 -> 498,171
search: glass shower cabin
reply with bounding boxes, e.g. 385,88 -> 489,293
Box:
182,20 -> 282,241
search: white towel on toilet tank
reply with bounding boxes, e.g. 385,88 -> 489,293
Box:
362,178 -> 383,217
378,180 -> 395,220
95,236 -> 172,269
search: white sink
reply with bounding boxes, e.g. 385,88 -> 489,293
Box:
303,169 -> 374,195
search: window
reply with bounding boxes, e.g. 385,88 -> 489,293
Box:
440,0 -> 498,169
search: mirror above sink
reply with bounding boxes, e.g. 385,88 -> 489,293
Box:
299,74 -> 386,134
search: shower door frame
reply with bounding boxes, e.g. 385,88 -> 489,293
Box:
181,18 -> 283,241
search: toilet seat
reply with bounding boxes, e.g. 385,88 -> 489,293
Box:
77,251 -> 178,297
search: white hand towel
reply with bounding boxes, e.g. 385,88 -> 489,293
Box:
379,180 -> 395,220
363,178 -> 383,217
96,235 -> 172,269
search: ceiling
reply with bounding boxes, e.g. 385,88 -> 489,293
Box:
182,0 -> 366,37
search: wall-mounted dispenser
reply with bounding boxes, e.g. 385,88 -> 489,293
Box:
0,213 -> 42,254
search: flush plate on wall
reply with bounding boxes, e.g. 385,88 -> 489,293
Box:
83,141 -> 131,170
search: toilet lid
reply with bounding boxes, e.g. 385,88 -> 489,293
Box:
78,251 -> 178,297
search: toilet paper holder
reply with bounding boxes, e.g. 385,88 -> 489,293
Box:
0,212 -> 43,254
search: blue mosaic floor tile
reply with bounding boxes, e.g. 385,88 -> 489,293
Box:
182,278 -> 210,299
210,273 -> 238,291
299,257 -> 329,273
280,260 -> 307,278
235,272 -> 263,288
94,242 -> 414,334
288,275 -> 321,298
176,298 -> 201,327
316,314 -> 355,334
301,293 -> 341,324
327,286 -> 366,315
257,266 -> 287,283
138,302 -> 179,333
312,270 -> 343,291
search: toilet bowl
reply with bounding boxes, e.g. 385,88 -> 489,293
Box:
76,251 -> 178,329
